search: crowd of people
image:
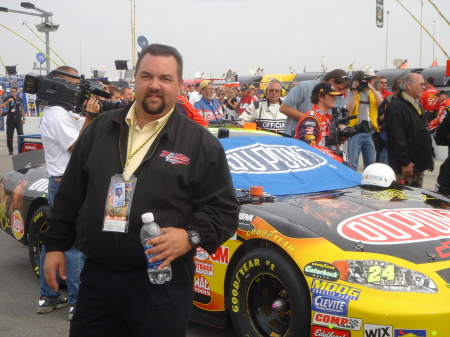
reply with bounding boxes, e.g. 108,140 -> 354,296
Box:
1,47 -> 449,336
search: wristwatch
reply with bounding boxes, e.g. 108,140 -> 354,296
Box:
186,229 -> 201,248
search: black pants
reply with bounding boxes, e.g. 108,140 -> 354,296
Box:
70,258 -> 195,337
6,116 -> 23,153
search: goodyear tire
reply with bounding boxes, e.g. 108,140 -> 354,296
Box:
28,205 -> 50,279
228,248 -> 310,337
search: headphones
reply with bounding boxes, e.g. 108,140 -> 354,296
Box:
264,79 -> 286,97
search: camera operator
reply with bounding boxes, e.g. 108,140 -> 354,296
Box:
345,70 -> 382,170
294,83 -> 343,146
37,65 -> 99,320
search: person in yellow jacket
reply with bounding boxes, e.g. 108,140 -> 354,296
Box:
345,70 -> 383,170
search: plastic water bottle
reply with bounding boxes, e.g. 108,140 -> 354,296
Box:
140,212 -> 172,284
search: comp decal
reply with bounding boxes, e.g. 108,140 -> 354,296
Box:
311,325 -> 351,337
337,208 -> 450,245
313,312 -> 362,331
364,324 -> 393,337
394,329 -> 426,337
304,261 -> 340,281
311,279 -> 361,301
311,294 -> 349,316
11,210 -> 24,240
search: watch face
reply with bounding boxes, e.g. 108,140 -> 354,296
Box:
189,231 -> 201,245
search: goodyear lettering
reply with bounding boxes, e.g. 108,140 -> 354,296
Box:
245,229 -> 295,252
311,279 -> 361,300
231,258 -> 260,312
312,262 -> 335,269
33,211 -> 44,223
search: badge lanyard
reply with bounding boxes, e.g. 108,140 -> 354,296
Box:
103,174 -> 137,233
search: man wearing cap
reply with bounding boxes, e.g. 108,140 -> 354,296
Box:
420,76 -> 439,122
280,69 -> 349,136
189,82 -> 201,106
237,85 -> 257,115
194,80 -> 224,123
237,80 -> 286,132
345,69 -> 383,170
294,83 -> 342,147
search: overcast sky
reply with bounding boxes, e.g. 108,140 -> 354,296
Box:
1,0 -> 449,82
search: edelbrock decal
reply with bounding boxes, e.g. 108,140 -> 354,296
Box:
225,142 -> 326,174
337,208 -> 450,245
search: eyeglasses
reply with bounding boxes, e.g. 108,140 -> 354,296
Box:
379,82 -> 387,84
268,89 -> 281,93
11,91 -> 17,93
418,82 -> 425,86
219,94 -> 225,96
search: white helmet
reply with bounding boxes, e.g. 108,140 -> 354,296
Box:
361,163 -> 396,188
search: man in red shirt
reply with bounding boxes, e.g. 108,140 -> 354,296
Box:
420,76 -> 439,122
376,77 -> 392,99
429,91 -> 450,132
237,85 -> 257,115
294,82 -> 343,147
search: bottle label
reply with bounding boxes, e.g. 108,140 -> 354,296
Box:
142,245 -> 163,269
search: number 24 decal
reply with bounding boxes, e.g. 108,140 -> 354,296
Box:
368,264 -> 395,283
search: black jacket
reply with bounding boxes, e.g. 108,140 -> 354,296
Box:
40,105 -> 240,271
385,92 -> 434,174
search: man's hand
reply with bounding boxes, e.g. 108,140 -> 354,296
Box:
85,97 -> 100,113
22,118 -> 26,124
145,227 -> 191,269
44,251 -> 66,292
402,162 -> 415,177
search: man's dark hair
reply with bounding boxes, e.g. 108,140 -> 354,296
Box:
11,86 -> 18,91
135,43 -> 183,80
426,77 -> 435,85
311,92 -> 326,105
323,69 -> 348,83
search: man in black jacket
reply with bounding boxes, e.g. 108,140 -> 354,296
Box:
40,44 -> 240,337
0,86 -> 25,155
386,73 -> 434,187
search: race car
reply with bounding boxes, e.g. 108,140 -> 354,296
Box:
1,133 -> 450,337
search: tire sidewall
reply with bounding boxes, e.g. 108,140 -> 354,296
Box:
28,204 -> 50,278
228,248 -> 310,337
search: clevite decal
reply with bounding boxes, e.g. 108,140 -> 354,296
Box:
311,294 -> 349,316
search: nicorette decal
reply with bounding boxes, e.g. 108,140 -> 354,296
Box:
304,261 -> 340,281
311,294 -> 348,316
337,208 -> 450,245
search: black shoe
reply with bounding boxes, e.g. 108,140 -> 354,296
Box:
8,152 -> 13,155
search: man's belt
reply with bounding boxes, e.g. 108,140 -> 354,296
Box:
50,176 -> 63,181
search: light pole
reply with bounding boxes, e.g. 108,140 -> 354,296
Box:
385,10 -> 390,69
0,2 -> 59,74
432,20 -> 437,64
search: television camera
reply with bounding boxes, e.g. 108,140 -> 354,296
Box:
326,107 -> 370,148
23,70 -> 113,112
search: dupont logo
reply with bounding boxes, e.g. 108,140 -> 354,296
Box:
337,208 -> 450,245
225,143 -> 326,174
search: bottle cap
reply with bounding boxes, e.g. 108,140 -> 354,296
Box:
141,212 -> 154,223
